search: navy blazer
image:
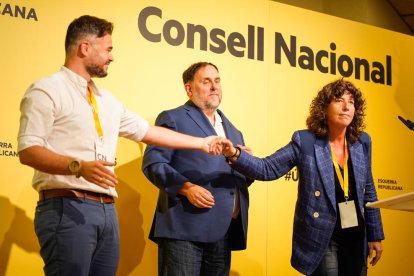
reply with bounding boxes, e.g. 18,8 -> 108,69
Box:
231,130 -> 384,275
142,101 -> 253,250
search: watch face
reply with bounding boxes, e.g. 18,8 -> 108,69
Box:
69,160 -> 80,172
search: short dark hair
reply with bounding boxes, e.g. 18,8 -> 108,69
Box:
65,15 -> 113,53
182,62 -> 218,84
306,78 -> 366,143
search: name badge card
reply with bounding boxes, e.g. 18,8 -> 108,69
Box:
95,138 -> 114,163
338,200 -> 358,229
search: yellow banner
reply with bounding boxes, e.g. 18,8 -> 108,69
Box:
0,1 -> 413,275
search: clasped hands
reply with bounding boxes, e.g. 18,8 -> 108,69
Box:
202,136 -> 252,159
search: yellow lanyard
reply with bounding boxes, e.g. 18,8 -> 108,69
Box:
87,85 -> 103,137
330,139 -> 349,199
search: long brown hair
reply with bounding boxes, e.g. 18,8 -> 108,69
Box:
306,79 -> 366,143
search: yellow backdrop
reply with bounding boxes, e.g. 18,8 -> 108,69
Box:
0,0 -> 413,275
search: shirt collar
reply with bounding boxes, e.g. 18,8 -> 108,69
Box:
60,66 -> 101,96
214,111 -> 223,127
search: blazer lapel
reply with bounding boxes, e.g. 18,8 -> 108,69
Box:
217,110 -> 238,143
349,140 -> 365,207
314,137 -> 336,210
184,101 -> 217,136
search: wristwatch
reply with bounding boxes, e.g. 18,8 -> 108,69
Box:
68,159 -> 82,178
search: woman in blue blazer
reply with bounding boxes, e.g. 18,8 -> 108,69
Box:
223,79 -> 384,275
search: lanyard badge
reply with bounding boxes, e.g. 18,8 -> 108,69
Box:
87,86 -> 113,164
330,140 -> 358,228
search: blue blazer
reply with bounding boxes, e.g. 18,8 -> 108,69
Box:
142,101 -> 253,250
232,130 -> 384,275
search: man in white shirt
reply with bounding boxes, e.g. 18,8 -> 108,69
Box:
17,15 -> 223,276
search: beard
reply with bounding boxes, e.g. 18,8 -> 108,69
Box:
203,99 -> 221,111
86,63 -> 108,78
205,103 -> 219,110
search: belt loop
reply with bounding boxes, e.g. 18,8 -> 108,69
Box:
100,194 -> 103,203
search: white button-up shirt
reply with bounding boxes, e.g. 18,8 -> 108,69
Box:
18,66 -> 149,197
212,111 -> 239,218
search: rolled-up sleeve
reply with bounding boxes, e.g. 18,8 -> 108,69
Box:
118,107 -> 150,142
17,87 -> 54,152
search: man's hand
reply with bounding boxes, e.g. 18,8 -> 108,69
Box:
202,136 -> 227,155
221,139 -> 235,157
368,241 -> 383,266
79,160 -> 118,189
19,146 -> 118,189
179,182 -> 215,208
239,145 -> 253,155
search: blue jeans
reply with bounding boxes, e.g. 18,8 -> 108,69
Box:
310,239 -> 367,276
158,236 -> 231,276
34,197 -> 119,276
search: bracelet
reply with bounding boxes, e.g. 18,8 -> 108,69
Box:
225,146 -> 241,163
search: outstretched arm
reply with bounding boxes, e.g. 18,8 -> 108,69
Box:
142,125 -> 224,155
